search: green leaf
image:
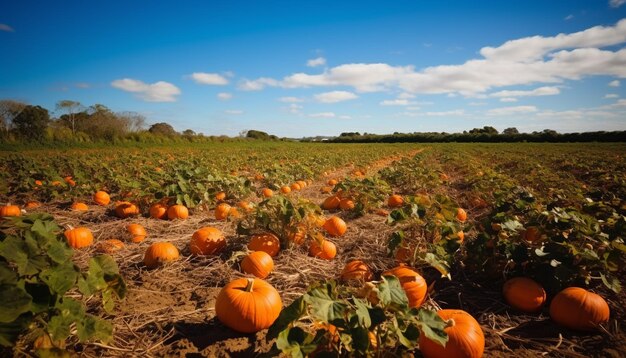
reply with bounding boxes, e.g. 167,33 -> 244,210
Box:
0,314 -> 32,347
77,315 -> 113,343
0,284 -> 32,323
600,273 -> 622,293
377,276 -> 408,311
417,309 -> 448,347
353,298 -> 371,328
45,239 -> 73,264
275,327 -> 304,358
0,263 -> 17,285
421,252 -> 451,279
91,255 -> 120,275
40,263 -> 78,295
350,326 -> 370,353
305,282 -> 348,323
36,347 -> 72,358
268,296 -> 305,339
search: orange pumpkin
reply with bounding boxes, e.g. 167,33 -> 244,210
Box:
388,194 -> 404,208
149,202 -> 168,219
419,309 -> 484,358
64,227 -> 94,249
143,242 -> 180,268
296,180 -> 307,189
327,179 -> 338,186
126,223 -> 147,243
215,191 -> 226,201
70,202 -> 89,211
549,287 -> 610,331
93,191 -> 110,206
320,186 -> 332,194
456,231 -> 465,243
323,216 -> 347,237
309,240 -> 337,260
287,224 -> 307,245
167,204 -> 189,220
215,278 -> 282,333
503,277 -> 546,313
383,266 -> 428,308
248,232 -> 281,257
375,208 -> 390,217
214,203 -> 231,220
456,208 -> 467,222
237,200 -> 254,212
339,198 -> 355,211
228,207 -> 241,218
322,196 -> 341,210
241,251 -> 274,278
280,186 -> 291,194
24,201 -> 41,209
341,260 -> 373,281
0,204 -> 21,218
115,202 -> 140,218
190,227 -> 226,255
262,188 -> 274,198
290,183 -> 302,191
97,239 -> 125,253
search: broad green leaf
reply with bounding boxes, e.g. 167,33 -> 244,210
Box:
275,328 -> 304,358
377,276 -> 408,311
0,314 -> 32,347
40,263 -> 78,295
305,283 -> 348,323
600,273 -> 622,293
0,285 -> 32,323
0,263 -> 17,285
268,296 -> 305,339
353,298 -> 371,328
45,239 -> 73,264
77,315 -> 113,343
417,309 -> 448,347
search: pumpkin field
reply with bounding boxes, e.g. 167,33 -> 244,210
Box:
0,142 -> 625,357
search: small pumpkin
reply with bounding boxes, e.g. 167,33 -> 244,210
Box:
296,180 -> 307,189
339,198 -> 355,211
167,204 -> 189,220
143,242 -> 180,268
93,191 -> 110,206
248,232 -> 281,257
290,183 -> 301,191
287,224 -> 307,245
341,260 -> 373,281
419,309 -> 485,358
262,188 -> 274,198
215,278 -> 282,333
323,216 -> 347,237
327,179 -> 338,186
383,266 -> 428,308
502,277 -> 546,313
64,227 -> 94,249
237,200 -> 254,212
190,227 -> 226,255
456,208 -> 467,222
320,186 -> 332,194
25,201 -> 41,209
215,203 -> 231,220
126,223 -> 147,243
549,287 -> 610,331
228,207 -> 241,218
215,191 -> 226,201
388,194 -> 404,208
115,201 -> 140,218
280,186 -> 291,194
456,231 -> 465,243
322,196 -> 340,210
97,239 -> 125,253
0,204 -> 21,218
241,251 -> 274,278
149,203 -> 168,219
309,240 -> 337,260
70,202 -> 89,211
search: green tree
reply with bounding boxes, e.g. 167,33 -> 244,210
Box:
0,99 -> 27,136
503,127 -> 519,135
12,105 -> 50,140
148,122 -> 177,136
55,100 -> 83,134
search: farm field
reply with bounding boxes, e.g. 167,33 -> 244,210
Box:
1,142 -> 625,357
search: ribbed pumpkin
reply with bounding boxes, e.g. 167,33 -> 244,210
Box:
322,196 -> 341,210
341,260 -> 373,281
383,266 -> 428,308
70,202 -> 89,211
456,208 -> 467,222
93,191 -> 110,206
549,287 -> 610,331
126,223 -> 147,243
248,232 -> 281,257
167,204 -> 188,220
323,216 -> 347,237
309,240 -> 337,260
214,203 -> 231,220
115,202 -> 140,218
419,309 -> 485,358
64,227 -> 94,249
296,180 -> 307,189
190,227 -> 226,255
280,186 -> 291,194
388,194 -> 404,208
290,183 -> 301,191
97,239 -> 125,253
339,198 -> 355,211
149,203 -> 168,219
502,277 -> 546,313
215,278 -> 282,333
143,242 -> 180,268
0,204 -> 21,217
262,188 -> 274,198
241,251 -> 274,278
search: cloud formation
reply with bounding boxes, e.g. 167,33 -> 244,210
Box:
224,109 -> 243,115
217,92 -> 232,101
0,24 -> 14,32
307,57 -> 327,67
610,0 -> 626,8
314,90 -> 358,103
308,112 -> 336,118
487,106 -> 538,116
191,72 -> 229,85
609,79 -> 621,87
111,78 -> 181,102
279,96 -> 304,103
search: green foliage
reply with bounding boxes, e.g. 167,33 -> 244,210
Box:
333,176 -> 392,216
0,214 -> 126,350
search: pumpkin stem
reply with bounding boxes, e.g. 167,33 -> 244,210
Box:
444,318 -> 456,329
244,278 -> 255,292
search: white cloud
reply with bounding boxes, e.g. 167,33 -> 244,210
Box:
217,92 -> 232,101
610,0 -> 626,8
609,79 -> 621,87
0,24 -> 14,32
190,72 -> 229,85
500,97 -> 518,102
224,109 -> 243,115
307,57 -> 327,67
339,115 -> 352,119
314,90 -> 358,103
536,110 -> 584,119
279,96 -> 304,103
406,106 -> 421,111
565,14 -> 574,21
398,92 -> 416,99
75,82 -> 90,89
380,99 -> 414,106
487,106 -> 538,116
489,86 -> 560,98
238,77 -> 280,91
309,112 -> 336,118
424,110 -> 465,116
287,104 -> 303,114
469,102 -> 488,106
111,78 -> 181,102
605,93 -> 619,98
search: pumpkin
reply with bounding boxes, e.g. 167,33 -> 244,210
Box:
241,251 -> 274,278
149,202 -> 168,219
383,266 -> 428,308
327,179 -> 338,186
190,227 -> 226,255
341,260 -> 373,281
388,194 -> 404,208
63,176 -> 76,186
296,180 -> 307,189
323,216 -> 347,237
25,201 -> 41,209
126,223 -> 147,243
280,185 -> 291,194
290,183 -> 301,191
64,227 -> 94,249
248,232 -> 281,257
456,208 -> 467,222
320,186 -> 332,194
70,202 -> 89,211
288,224 -> 306,245
322,196 -> 341,210
34,180 -> 43,186
262,188 -> 274,198
502,277 -> 546,313
375,208 -> 389,217
549,287 -> 610,331
215,203 -> 231,220
228,207 -> 241,218
309,240 -> 337,260
143,242 -> 180,268
419,309 -> 485,358
339,198 -> 355,211
456,231 -> 465,243
93,191 -> 110,206
215,278 -> 282,333
237,200 -> 254,212
115,202 -> 140,218
0,204 -> 21,217
215,191 -> 226,201
97,239 -> 125,253
167,204 -> 189,220
523,226 -> 541,242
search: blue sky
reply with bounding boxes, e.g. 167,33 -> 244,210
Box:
1,0 -> 626,137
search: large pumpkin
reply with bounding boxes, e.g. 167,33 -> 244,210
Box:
241,251 -> 274,279
309,240 -> 337,260
215,278 -> 282,333
93,191 -> 110,206
0,204 -> 21,217
190,227 -> 226,255
126,223 -> 147,243
149,203 -> 168,219
502,277 -> 546,313
383,266 -> 428,308
64,227 -> 94,249
419,309 -> 485,358
248,232 -> 281,257
143,242 -> 180,268
323,216 -> 347,237
341,260 -> 373,281
115,202 -> 140,218
167,204 -> 189,220
549,287 -> 610,331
